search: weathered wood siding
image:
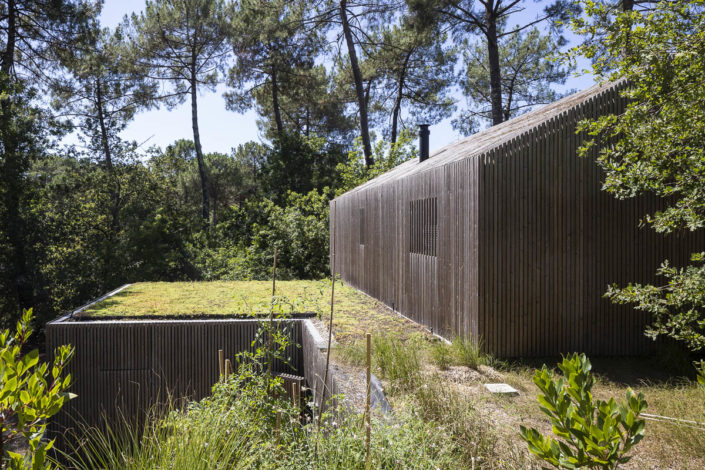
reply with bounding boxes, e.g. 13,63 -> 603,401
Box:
332,82 -> 703,357
46,318 -> 303,432
331,157 -> 480,340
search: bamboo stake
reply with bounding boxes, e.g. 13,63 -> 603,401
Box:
365,332 -> 371,470
267,246 -> 278,380
218,349 -> 224,381
224,359 -> 231,381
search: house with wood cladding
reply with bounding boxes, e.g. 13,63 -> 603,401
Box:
330,81 -> 703,357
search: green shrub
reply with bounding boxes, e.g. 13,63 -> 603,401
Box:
520,353 -> 647,469
697,360 -> 705,395
1,309 -> 75,469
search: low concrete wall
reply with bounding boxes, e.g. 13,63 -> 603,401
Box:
301,320 -> 339,412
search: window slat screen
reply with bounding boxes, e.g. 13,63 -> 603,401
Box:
409,197 -> 437,256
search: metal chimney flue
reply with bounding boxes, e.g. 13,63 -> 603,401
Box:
419,124 -> 430,162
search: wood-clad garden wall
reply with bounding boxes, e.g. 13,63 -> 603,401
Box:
46,318 -> 303,432
331,82 -> 704,357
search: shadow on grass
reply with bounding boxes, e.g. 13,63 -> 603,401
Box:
507,346 -> 703,387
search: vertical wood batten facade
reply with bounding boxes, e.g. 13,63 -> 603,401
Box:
46,318 -> 304,432
331,81 -> 703,357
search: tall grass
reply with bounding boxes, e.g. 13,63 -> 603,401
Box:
451,336 -> 487,369
429,341 -> 453,370
60,367 -> 462,469
427,336 -> 496,370
373,335 -> 421,394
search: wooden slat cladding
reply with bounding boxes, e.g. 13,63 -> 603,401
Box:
331,81 -> 704,357
46,319 -> 304,433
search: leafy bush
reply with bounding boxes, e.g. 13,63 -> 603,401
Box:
520,353 -> 647,469
1,309 -> 75,469
569,0 -> 705,353
191,189 -> 331,281
245,190 -> 331,279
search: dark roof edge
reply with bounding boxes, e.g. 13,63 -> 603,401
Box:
333,79 -> 626,200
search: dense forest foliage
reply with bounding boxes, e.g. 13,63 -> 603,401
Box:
0,0 -> 659,327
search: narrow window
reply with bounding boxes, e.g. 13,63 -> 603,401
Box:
409,197 -> 437,256
359,207 -> 365,245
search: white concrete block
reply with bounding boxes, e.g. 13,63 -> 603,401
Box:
484,383 -> 519,395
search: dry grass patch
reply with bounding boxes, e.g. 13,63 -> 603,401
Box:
329,299 -> 705,469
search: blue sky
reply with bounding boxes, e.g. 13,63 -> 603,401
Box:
96,0 -> 595,155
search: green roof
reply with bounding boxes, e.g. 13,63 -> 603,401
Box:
78,281 -> 332,318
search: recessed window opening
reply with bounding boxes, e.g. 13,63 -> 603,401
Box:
409,197 -> 437,256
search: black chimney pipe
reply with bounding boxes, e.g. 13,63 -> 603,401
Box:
419,124 -> 430,162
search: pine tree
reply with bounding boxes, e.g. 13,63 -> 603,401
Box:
125,0 -> 232,223
0,0 -> 97,314
408,0 -> 576,129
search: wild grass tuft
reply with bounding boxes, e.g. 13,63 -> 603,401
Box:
429,341 -> 453,370
413,377 -> 500,467
373,335 -> 421,394
450,335 -> 487,369
332,340 -> 367,368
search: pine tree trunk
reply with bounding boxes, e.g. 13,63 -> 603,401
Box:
485,4 -> 504,126
190,66 -> 210,223
391,51 -> 412,144
340,0 -> 373,167
0,0 -> 32,310
1,0 -> 16,75
271,65 -> 284,136
96,79 -> 113,170
96,77 -> 121,287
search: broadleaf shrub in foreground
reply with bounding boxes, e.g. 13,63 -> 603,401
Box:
520,353 -> 646,469
0,309 -> 75,469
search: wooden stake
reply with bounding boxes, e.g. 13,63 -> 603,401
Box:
224,359 -> 231,381
293,381 -> 301,410
275,410 -> 281,447
365,332 -> 371,470
218,349 -> 224,381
